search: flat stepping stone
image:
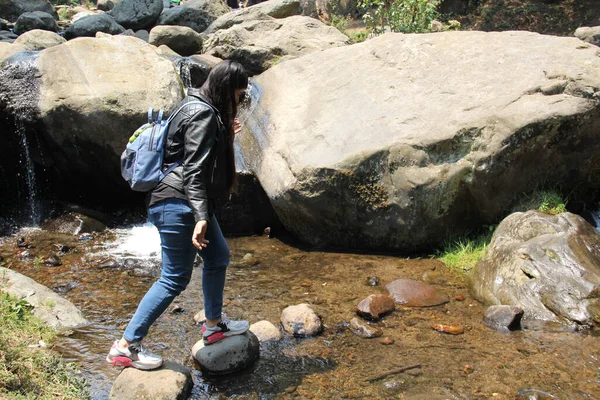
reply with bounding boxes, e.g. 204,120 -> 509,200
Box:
385,279 -> 449,307
109,361 -> 193,400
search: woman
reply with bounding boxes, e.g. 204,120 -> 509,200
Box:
106,61 -> 250,370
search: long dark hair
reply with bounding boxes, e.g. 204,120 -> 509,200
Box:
199,60 -> 248,191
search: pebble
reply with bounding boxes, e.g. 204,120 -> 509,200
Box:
193,309 -> 206,324
366,276 -> 379,286
455,295 -> 465,301
78,233 -> 93,241
263,227 -> 271,237
242,253 -> 253,262
44,254 -> 62,267
463,364 -> 474,374
378,336 -> 394,345
431,324 -> 464,335
169,304 -> 184,314
349,317 -> 383,338
300,280 -> 312,287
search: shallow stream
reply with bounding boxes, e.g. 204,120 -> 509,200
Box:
1,225 -> 599,399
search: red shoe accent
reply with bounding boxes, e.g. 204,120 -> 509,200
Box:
204,332 -> 225,345
109,356 -> 134,368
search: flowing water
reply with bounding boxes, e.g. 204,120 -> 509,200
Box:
1,224 -> 599,400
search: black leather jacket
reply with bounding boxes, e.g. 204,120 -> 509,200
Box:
159,89 -> 230,222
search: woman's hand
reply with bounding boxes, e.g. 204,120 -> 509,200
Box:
192,220 -> 209,250
233,118 -> 242,135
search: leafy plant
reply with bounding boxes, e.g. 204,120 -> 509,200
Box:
349,30 -> 369,43
359,0 -> 441,35
537,191 -> 567,215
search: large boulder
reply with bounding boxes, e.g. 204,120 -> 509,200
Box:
63,13 -> 125,39
13,29 -> 65,50
181,0 -> 229,21
575,26 -> 600,47
156,6 -> 213,33
240,31 -> 600,251
0,0 -> 57,22
0,35 -> 182,208
13,11 -> 56,34
109,361 -> 193,400
246,0 -> 300,18
149,25 -> 203,56
108,0 -> 163,31
470,211 -> 600,328
203,7 -> 272,34
203,14 -> 349,75
0,267 -> 88,330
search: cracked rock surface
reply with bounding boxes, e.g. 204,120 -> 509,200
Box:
241,31 -> 600,251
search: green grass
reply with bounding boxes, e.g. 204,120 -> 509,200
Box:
434,230 -> 493,274
0,292 -> 89,400
513,189 -> 568,216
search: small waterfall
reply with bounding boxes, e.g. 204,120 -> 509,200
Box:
0,51 -> 42,226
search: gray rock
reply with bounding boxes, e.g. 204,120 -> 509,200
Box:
157,6 -> 213,33
0,267 -> 88,330
249,320 -> 283,342
149,25 -> 203,56
108,0 -> 163,31
109,361 -> 193,400
98,0 -> 121,12
280,303 -> 322,336
203,14 -> 349,75
0,0 -> 57,22
247,0 -> 300,18
349,317 -> 383,338
241,31 -> 600,251
41,212 -> 106,235
483,305 -> 524,331
385,279 -> 449,307
13,29 -> 65,51
181,0 -> 229,21
191,331 -> 260,375
14,11 -> 57,35
471,211 -> 600,327
2,35 -> 182,200
0,30 -> 17,42
135,29 -> 149,41
204,7 -> 272,34
574,26 -> 600,47
0,18 -> 9,30
64,13 -> 125,39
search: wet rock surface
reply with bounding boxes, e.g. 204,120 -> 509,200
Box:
483,305 -> 524,332
191,331 -> 260,375
385,279 -> 449,307
41,212 -> 107,235
109,361 -> 193,400
356,294 -> 395,321
471,211 -> 600,327
2,231 -> 600,398
280,303 -> 322,336
349,317 -> 383,338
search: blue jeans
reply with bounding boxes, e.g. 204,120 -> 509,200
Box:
123,198 -> 230,342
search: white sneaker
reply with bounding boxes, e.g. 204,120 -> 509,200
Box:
202,317 -> 249,345
106,340 -> 163,370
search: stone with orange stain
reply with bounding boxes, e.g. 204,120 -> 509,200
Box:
385,279 -> 449,307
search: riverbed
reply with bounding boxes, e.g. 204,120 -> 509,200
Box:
0,226 -> 599,399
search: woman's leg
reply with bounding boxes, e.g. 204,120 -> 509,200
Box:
199,215 -> 249,345
199,214 -> 230,321
123,199 -> 197,342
